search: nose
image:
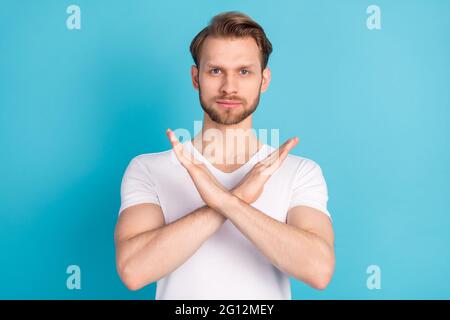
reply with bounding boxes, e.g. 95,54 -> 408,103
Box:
220,74 -> 238,95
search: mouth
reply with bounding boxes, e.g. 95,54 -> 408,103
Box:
216,100 -> 242,109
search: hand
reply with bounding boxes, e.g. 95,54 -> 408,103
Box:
232,137 -> 299,204
166,128 -> 231,210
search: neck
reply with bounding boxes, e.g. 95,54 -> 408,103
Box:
191,113 -> 263,166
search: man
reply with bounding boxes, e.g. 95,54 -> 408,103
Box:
114,11 -> 335,300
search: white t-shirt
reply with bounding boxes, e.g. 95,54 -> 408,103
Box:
118,140 -> 332,300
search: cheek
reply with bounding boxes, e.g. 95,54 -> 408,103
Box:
241,79 -> 262,97
199,77 -> 221,96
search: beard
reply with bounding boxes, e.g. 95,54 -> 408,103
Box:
198,82 -> 262,125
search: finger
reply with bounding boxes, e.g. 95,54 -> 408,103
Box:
275,137 -> 299,164
166,128 -> 194,167
262,137 -> 299,176
261,137 -> 299,165
279,136 -> 299,158
265,137 -> 297,162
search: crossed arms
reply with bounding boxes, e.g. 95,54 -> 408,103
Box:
114,130 -> 335,291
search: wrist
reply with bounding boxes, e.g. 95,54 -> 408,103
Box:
202,205 -> 227,225
232,187 -> 251,204
231,187 -> 243,200
214,191 -> 241,216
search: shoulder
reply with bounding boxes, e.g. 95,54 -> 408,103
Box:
132,147 -> 173,166
122,147 -> 181,180
287,153 -> 323,175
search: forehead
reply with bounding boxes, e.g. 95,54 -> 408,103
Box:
199,36 -> 261,67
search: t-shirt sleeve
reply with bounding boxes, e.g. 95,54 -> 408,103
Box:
118,156 -> 161,215
288,159 -> 332,221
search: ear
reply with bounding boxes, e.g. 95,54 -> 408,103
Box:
260,67 -> 271,93
191,65 -> 199,90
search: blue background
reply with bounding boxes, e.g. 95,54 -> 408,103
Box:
1,0 -> 449,299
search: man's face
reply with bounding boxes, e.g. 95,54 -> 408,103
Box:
191,36 -> 271,125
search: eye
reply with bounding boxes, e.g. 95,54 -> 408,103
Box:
240,69 -> 250,75
210,68 -> 221,75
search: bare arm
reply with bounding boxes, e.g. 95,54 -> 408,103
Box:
216,195 -> 335,290
163,130 -> 335,290
114,203 -> 226,290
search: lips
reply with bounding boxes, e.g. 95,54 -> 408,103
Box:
216,100 -> 242,109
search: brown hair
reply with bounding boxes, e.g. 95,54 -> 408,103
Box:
190,11 -> 273,70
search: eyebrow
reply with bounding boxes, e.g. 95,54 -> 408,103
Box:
205,63 -> 257,69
